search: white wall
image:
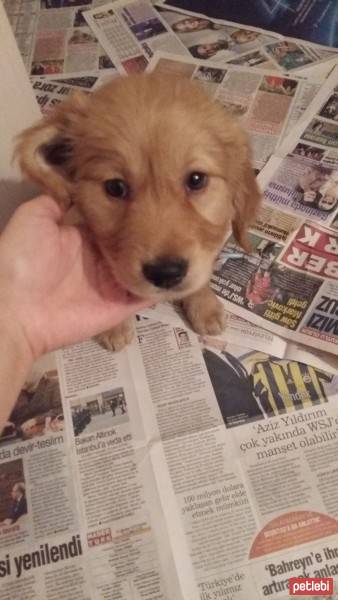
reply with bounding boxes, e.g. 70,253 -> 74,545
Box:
0,4 -> 41,229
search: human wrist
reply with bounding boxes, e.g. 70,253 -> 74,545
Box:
0,314 -> 36,372
0,316 -> 35,432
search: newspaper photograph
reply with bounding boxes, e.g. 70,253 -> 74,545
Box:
263,40 -> 335,72
159,0 -> 338,49
149,52 -> 322,171
226,49 -> 277,71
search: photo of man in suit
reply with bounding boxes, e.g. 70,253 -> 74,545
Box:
2,482 -> 27,525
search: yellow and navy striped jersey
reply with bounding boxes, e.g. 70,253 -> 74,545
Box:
249,358 -> 333,415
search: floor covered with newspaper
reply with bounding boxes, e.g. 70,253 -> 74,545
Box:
2,1 -> 338,599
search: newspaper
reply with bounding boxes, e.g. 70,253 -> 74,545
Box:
83,0 -> 281,75
3,0 -> 40,70
186,66 -> 338,355
82,0 -> 338,79
83,0 -> 191,74
31,77 -> 93,114
31,68 -> 119,113
0,345 -> 177,599
148,52 -> 322,172
128,317 -> 338,598
159,0 -> 338,50
3,317 -> 337,598
140,302 -> 338,377
154,3 -> 336,73
2,6 -> 338,599
32,44 -> 322,172
4,0 -> 119,77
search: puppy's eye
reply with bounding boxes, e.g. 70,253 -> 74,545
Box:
104,179 -> 129,199
186,172 -> 208,192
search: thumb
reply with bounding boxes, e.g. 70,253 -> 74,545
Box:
16,195 -> 64,223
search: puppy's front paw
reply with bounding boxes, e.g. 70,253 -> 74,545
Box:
183,287 -> 226,336
96,319 -> 134,352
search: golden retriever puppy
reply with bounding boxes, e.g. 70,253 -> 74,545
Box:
16,72 -> 260,351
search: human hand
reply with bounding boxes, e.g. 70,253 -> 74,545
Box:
0,196 -> 149,361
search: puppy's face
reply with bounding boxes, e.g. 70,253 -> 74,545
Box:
16,73 -> 260,301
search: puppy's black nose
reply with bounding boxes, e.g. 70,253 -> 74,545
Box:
142,258 -> 188,289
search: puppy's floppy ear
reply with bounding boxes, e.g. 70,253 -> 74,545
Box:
15,91 -> 89,209
231,159 -> 261,252
215,104 -> 261,252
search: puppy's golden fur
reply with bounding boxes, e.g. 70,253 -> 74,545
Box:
16,72 -> 260,350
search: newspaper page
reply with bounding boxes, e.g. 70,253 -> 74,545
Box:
3,0 -> 40,71
83,0 -> 278,75
31,67 -> 120,113
0,352 -> 92,599
149,52 -> 322,172
31,77 -> 93,114
3,8 -> 338,596
30,46 -> 322,168
0,340 -> 183,599
140,299 -> 338,376
159,0 -> 338,50
154,5 -> 278,65
140,301 -> 288,357
154,3 -> 335,73
127,316 -> 338,600
179,66 -> 338,355
55,337 -> 182,600
285,341 -> 338,378
83,0 -> 192,74
0,320 -> 337,598
4,0 -> 119,78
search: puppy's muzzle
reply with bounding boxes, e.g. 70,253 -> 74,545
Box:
142,257 -> 188,289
